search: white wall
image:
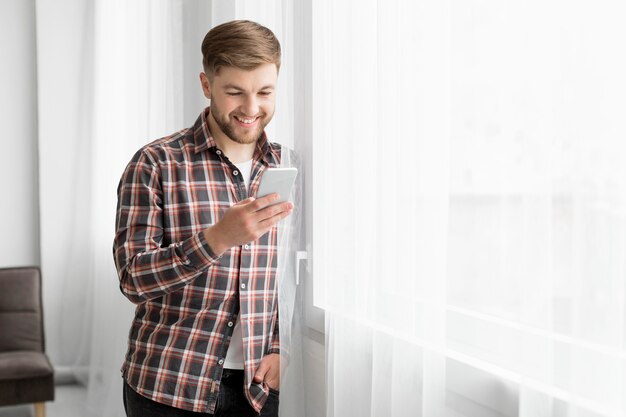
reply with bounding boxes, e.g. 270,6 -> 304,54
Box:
0,0 -> 40,268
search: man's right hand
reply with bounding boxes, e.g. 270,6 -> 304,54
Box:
203,193 -> 293,256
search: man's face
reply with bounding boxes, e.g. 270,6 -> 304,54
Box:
201,63 -> 278,145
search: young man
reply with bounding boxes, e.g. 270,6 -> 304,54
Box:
114,20 -> 293,417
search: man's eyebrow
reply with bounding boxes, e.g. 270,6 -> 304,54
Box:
222,84 -> 275,91
222,84 -> 244,91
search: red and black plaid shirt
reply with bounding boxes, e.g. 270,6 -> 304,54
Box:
114,108 -> 283,414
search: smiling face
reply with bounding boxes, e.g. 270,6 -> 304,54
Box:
201,63 -> 278,146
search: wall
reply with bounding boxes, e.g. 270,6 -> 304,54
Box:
0,0 -> 40,268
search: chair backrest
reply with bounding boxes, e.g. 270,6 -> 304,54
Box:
0,267 -> 44,353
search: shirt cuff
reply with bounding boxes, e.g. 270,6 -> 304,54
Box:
182,231 -> 221,269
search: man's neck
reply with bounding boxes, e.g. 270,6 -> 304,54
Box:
208,113 -> 256,164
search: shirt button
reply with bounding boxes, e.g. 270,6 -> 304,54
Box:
218,359 -> 224,365
241,283 -> 246,289
243,244 -> 250,250
216,150 -> 222,155
228,321 -> 234,327
233,170 -> 239,176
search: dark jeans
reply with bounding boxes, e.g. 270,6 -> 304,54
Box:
123,369 -> 279,417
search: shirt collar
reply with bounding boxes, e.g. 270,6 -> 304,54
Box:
193,107 -> 277,164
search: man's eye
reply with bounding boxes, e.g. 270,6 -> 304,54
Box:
226,92 -> 241,96
259,92 -> 271,96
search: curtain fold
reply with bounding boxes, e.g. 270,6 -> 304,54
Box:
313,1 -> 626,416
36,0 -> 97,383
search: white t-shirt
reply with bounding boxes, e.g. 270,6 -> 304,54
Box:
236,159 -> 253,192
223,159 -> 253,370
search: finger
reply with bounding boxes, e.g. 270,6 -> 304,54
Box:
253,362 -> 268,383
255,202 -> 293,222
258,206 -> 293,229
250,193 -> 281,211
264,364 -> 280,389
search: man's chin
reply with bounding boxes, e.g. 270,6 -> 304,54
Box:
229,128 -> 263,145
226,134 -> 258,145
231,138 -> 258,145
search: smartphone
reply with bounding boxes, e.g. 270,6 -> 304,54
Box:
256,168 -> 298,202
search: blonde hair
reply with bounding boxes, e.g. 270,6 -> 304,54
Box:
201,20 -> 281,81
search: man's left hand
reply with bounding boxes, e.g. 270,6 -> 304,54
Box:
253,353 -> 281,391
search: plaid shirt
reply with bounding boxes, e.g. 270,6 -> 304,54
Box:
114,108 -> 284,414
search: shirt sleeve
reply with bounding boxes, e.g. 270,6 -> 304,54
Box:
113,148 -> 220,304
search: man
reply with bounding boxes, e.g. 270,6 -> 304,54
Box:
114,20 -> 294,417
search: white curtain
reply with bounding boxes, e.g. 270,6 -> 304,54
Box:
313,1 -> 626,416
36,1 -> 301,416
84,1 -> 189,414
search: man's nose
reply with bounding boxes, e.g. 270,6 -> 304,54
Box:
241,95 -> 260,116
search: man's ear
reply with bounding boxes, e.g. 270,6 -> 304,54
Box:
199,72 -> 211,100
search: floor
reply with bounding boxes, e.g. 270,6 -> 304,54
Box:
0,384 -> 88,417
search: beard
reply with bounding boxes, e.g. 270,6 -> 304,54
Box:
210,97 -> 272,145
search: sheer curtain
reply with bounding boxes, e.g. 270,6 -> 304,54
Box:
84,1 -> 189,414
313,1 -> 626,416
36,1 -> 301,416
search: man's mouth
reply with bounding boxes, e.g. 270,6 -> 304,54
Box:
234,115 -> 260,126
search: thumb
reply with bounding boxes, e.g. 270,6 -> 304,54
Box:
253,361 -> 268,383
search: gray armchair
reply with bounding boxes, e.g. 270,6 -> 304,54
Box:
0,267 -> 54,417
